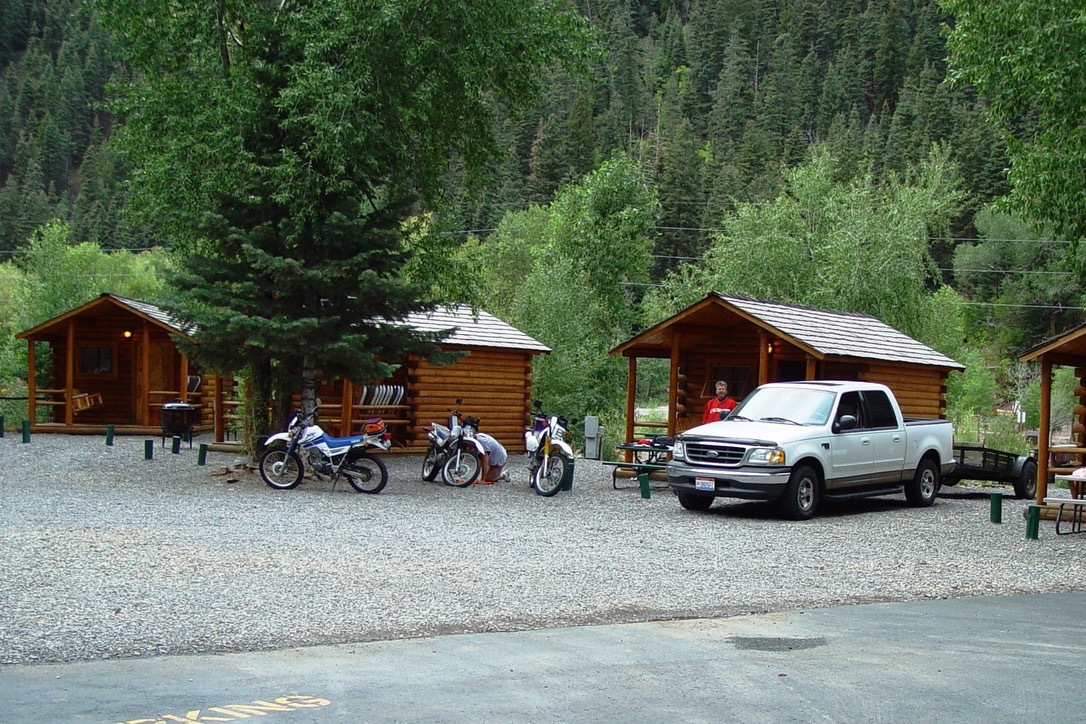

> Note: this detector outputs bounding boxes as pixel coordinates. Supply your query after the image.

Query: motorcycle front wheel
[441,449,480,487]
[421,444,443,482]
[343,450,388,494]
[531,453,569,497]
[259,445,304,490]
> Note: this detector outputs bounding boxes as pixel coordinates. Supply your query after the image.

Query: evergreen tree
[98,0,592,439]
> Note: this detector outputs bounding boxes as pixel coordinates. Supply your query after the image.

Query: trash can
[561,456,576,491]
[160,401,197,447]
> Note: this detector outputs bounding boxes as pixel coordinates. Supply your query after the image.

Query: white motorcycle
[259,406,391,493]
[525,400,574,497]
[440,414,484,487]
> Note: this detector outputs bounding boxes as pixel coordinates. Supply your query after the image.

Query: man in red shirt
[702,380,737,424]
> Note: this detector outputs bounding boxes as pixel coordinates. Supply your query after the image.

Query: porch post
[806,355,817,381]
[26,339,36,424]
[758,330,770,385]
[141,320,151,426]
[179,355,189,403]
[625,356,636,462]
[1037,359,1052,504]
[340,380,354,437]
[214,374,225,443]
[65,319,75,426]
[668,332,681,438]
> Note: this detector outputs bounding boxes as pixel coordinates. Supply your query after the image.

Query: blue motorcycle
[259,407,390,493]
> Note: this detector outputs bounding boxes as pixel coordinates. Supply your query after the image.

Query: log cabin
[610,293,964,444]
[16,295,549,452]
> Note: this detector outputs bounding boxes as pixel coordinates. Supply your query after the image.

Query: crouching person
[475,432,509,484]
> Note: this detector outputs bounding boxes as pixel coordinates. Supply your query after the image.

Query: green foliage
[502,155,658,424]
[0,221,167,414]
[649,145,964,342]
[97,0,593,423]
[942,0,1086,251]
[946,347,999,419]
[953,209,1085,352]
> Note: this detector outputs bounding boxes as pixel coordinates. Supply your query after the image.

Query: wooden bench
[1043,497,1086,535]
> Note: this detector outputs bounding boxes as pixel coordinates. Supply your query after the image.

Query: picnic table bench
[603,442,672,492]
[1043,496,1086,535]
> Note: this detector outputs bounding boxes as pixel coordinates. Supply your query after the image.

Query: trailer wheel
[1013,459,1037,500]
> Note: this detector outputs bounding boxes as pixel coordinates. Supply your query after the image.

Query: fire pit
[160,401,197,448]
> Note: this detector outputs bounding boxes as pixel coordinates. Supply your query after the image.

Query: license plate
[695,477,715,492]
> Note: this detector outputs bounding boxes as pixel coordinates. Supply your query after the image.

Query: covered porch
[16,294,222,438]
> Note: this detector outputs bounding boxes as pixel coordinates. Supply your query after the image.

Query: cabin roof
[15,293,191,339]
[404,305,550,353]
[19,295,549,353]
[612,292,963,370]
[1019,321,1086,366]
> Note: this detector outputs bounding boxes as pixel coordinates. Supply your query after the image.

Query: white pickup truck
[667,381,955,519]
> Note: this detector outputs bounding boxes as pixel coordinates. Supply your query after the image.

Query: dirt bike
[422,398,469,483]
[259,406,390,493]
[525,400,574,497]
[440,414,484,487]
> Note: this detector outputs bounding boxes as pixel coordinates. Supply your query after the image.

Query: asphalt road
[2,591,1084,723]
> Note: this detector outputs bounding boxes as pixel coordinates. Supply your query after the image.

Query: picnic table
[1048,474,1086,535]
[602,441,672,493]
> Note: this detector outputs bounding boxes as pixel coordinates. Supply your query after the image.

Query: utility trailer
[942,443,1037,499]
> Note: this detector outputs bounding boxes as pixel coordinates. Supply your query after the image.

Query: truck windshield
[728,387,835,426]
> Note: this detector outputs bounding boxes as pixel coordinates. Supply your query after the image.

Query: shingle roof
[109,294,193,335]
[717,293,963,369]
[404,305,550,353]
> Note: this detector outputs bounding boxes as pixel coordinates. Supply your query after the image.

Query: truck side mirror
[834,414,857,433]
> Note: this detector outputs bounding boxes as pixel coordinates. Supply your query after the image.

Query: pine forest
[1,0,1082,447]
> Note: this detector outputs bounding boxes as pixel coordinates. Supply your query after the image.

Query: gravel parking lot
[1,434,1083,666]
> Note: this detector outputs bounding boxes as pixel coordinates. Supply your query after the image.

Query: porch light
[767,341,774,354]
[123,330,132,338]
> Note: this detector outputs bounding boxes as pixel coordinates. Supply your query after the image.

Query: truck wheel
[905,458,940,506]
[780,465,820,520]
[1013,459,1037,500]
[677,493,713,511]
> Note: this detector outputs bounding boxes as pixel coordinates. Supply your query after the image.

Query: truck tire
[780,464,820,520]
[1013,459,1037,500]
[905,458,940,506]
[677,492,714,511]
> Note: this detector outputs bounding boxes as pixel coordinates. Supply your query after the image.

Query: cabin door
[133,340,175,423]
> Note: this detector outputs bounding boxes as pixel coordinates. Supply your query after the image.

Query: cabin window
[80,345,114,375]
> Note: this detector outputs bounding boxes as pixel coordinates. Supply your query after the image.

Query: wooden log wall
[859,362,948,419]
[409,348,535,452]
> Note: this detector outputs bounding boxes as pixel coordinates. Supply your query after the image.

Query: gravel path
[1,434,1083,666]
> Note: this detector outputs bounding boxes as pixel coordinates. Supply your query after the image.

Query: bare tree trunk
[243,359,273,459]
[300,354,318,414]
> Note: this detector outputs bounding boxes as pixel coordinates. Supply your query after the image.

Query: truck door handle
[893,435,901,442]
[861,437,871,445]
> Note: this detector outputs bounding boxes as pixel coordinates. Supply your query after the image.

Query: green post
[198,443,208,466]
[0,414,5,437]
[638,472,651,499]
[21,419,30,443]
[144,439,154,460]
[171,436,181,454]
[989,492,1002,524]
[561,457,575,491]
[105,424,115,446]
[1026,505,1041,540]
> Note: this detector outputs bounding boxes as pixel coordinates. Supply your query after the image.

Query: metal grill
[684,440,748,466]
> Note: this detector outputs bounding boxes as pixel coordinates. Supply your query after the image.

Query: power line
[940,267,1074,276]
